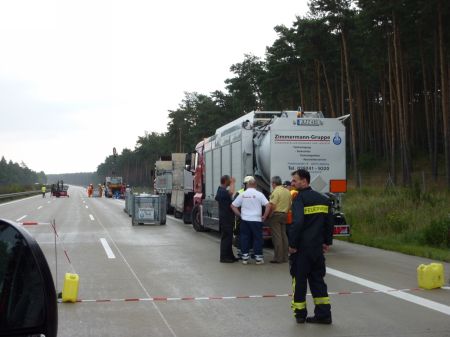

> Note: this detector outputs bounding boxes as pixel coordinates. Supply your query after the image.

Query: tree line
[46,173,99,187]
[0,156,46,193]
[97,0,450,190]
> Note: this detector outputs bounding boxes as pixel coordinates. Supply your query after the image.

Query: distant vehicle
[189,110,351,237]
[154,155,174,214]
[105,176,124,198]
[154,153,194,223]
[51,180,69,198]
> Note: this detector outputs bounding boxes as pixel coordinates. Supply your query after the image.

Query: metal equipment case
[132,194,167,225]
[124,189,135,217]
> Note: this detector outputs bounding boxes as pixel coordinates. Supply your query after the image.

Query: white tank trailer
[191,110,350,237]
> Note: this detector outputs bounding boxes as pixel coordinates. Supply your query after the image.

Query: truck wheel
[183,212,191,224]
[192,205,206,232]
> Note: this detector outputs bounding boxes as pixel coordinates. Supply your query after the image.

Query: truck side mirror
[0,219,58,337]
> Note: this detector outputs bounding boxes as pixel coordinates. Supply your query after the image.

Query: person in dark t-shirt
[215,175,237,263]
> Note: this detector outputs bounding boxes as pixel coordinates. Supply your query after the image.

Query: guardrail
[0,190,41,200]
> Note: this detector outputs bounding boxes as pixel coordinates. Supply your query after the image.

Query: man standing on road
[289,169,334,324]
[215,175,238,263]
[41,185,46,198]
[232,178,246,259]
[267,176,291,263]
[231,176,271,265]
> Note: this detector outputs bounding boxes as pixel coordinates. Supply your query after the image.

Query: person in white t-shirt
[231,176,271,265]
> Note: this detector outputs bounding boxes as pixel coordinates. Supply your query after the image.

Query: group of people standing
[215,169,334,325]
[87,184,103,197]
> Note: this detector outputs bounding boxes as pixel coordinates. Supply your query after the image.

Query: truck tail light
[333,224,350,236]
[330,180,347,193]
[262,226,272,239]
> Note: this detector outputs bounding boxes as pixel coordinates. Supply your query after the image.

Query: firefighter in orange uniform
[87,184,93,197]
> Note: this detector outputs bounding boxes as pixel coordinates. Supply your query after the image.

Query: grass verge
[341,186,450,262]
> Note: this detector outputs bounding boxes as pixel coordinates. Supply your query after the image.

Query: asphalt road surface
[1,185,449,337]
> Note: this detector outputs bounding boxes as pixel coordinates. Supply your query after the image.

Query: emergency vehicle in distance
[188,110,351,238]
[104,176,124,198]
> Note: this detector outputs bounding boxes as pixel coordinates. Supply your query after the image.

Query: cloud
[0,0,307,173]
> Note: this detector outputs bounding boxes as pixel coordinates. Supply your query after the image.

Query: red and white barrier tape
[21,221,51,226]
[60,288,426,304]
[20,220,74,270]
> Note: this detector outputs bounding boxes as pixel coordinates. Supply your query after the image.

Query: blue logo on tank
[333,132,342,145]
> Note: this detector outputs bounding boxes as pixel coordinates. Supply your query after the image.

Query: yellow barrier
[62,273,79,302]
[417,263,444,290]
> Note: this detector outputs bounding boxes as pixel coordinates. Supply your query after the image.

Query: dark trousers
[220,220,234,260]
[240,220,263,258]
[290,250,331,319]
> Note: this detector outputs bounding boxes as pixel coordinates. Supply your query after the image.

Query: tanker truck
[189,110,350,237]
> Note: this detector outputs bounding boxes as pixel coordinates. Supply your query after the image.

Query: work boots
[305,316,332,324]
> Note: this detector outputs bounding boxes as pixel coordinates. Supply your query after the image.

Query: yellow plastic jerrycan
[417,263,444,290]
[62,273,79,303]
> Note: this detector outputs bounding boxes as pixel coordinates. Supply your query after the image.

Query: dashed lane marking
[37,206,43,210]
[16,215,27,222]
[100,238,116,259]
[90,209,177,337]
[85,205,89,209]
[89,214,95,221]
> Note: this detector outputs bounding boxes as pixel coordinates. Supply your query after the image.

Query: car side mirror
[0,219,58,337]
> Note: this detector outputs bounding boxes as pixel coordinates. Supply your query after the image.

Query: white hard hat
[243,176,255,184]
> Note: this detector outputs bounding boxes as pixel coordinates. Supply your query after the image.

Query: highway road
[1,185,449,337]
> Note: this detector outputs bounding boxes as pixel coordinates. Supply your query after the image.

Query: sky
[0,0,309,174]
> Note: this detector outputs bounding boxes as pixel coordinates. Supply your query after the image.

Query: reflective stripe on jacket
[288,187,333,250]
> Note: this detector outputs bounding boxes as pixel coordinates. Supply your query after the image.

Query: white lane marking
[85,205,89,209]
[16,215,27,222]
[99,238,115,259]
[47,201,51,204]
[37,206,43,210]
[0,195,40,207]
[89,214,95,221]
[327,267,450,316]
[93,214,177,337]
[443,286,450,290]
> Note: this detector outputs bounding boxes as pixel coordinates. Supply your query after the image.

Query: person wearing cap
[267,176,291,263]
[232,176,251,259]
[231,176,271,265]
[215,175,238,263]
